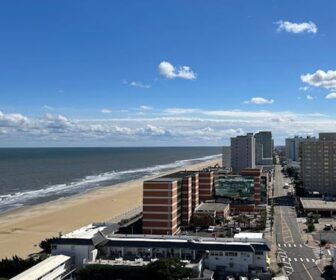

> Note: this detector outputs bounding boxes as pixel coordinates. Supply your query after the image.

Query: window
[255,251,263,256]
[225,252,237,257]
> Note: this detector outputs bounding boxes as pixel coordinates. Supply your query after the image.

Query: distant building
[285,136,303,162]
[194,202,230,220]
[301,133,336,195]
[198,170,215,202]
[222,146,231,168]
[231,133,256,173]
[255,131,273,165]
[215,168,263,205]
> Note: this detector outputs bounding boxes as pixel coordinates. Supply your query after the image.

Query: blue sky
[1,0,336,147]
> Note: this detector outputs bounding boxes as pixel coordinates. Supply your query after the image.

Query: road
[273,164,323,280]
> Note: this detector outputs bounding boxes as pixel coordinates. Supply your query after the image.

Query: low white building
[51,223,118,268]
[52,234,269,274]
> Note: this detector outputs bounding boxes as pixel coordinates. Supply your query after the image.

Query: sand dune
[0,158,220,259]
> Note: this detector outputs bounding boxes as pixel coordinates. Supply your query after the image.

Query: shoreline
[0,157,220,259]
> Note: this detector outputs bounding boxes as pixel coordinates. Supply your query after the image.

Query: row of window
[209,251,255,257]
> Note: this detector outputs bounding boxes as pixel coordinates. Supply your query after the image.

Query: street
[273,164,323,280]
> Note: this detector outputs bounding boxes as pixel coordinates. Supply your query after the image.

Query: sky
[1,0,336,147]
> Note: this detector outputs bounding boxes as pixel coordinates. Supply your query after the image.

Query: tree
[39,237,58,254]
[190,214,215,228]
[0,256,44,279]
[307,223,315,232]
[145,258,194,280]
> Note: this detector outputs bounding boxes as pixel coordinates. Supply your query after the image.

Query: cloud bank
[1,108,336,146]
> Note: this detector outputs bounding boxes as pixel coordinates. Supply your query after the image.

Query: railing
[103,206,143,224]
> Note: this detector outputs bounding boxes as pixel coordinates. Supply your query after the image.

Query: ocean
[0,147,221,213]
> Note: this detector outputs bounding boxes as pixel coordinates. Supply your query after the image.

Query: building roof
[144,177,179,183]
[11,255,71,280]
[105,238,269,252]
[62,223,118,239]
[51,233,270,252]
[300,198,336,211]
[234,232,264,240]
[195,202,229,212]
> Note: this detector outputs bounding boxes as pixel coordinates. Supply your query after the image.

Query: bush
[0,256,44,279]
[320,239,328,246]
[39,237,58,254]
[78,258,194,280]
[307,223,315,232]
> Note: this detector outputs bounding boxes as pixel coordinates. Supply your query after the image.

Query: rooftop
[105,234,270,252]
[234,232,264,240]
[62,223,118,239]
[300,198,336,210]
[195,202,229,212]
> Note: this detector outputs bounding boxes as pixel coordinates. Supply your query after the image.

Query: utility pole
[320,232,322,259]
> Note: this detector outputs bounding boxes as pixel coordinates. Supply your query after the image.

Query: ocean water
[0,147,221,212]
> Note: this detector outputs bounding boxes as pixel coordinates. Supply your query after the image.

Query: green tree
[145,258,194,280]
[0,256,44,279]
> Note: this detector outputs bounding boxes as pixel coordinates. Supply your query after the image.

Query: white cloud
[244,97,274,105]
[140,105,153,111]
[101,108,112,114]
[301,70,336,89]
[326,92,336,99]
[158,61,197,80]
[164,108,199,115]
[130,81,151,89]
[299,86,309,91]
[1,108,336,146]
[306,95,314,100]
[123,80,151,89]
[276,20,317,34]
[42,105,53,110]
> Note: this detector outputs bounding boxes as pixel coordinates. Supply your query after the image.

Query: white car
[207,226,216,232]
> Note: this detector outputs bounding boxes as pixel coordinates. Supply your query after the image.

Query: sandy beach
[0,158,220,259]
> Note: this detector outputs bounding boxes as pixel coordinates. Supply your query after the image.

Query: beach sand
[0,158,220,259]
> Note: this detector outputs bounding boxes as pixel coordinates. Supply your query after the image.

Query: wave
[0,154,221,212]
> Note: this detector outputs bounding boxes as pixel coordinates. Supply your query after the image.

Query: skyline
[1,0,336,147]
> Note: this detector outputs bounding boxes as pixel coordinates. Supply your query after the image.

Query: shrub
[0,256,44,279]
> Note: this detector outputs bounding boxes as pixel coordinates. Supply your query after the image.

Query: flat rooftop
[62,223,118,239]
[105,234,270,252]
[195,202,229,212]
[145,169,215,183]
[300,198,336,211]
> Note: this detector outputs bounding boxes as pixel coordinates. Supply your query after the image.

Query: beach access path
[0,158,220,259]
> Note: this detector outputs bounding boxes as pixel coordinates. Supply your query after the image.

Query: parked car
[239,277,248,280]
[226,276,235,280]
[207,226,216,232]
[324,224,333,231]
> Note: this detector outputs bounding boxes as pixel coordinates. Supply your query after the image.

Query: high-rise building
[285,136,303,162]
[231,133,256,173]
[301,133,336,195]
[142,171,198,235]
[198,170,215,202]
[255,131,273,165]
[222,146,231,168]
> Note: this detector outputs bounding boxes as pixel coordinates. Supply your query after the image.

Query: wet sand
[0,158,220,259]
